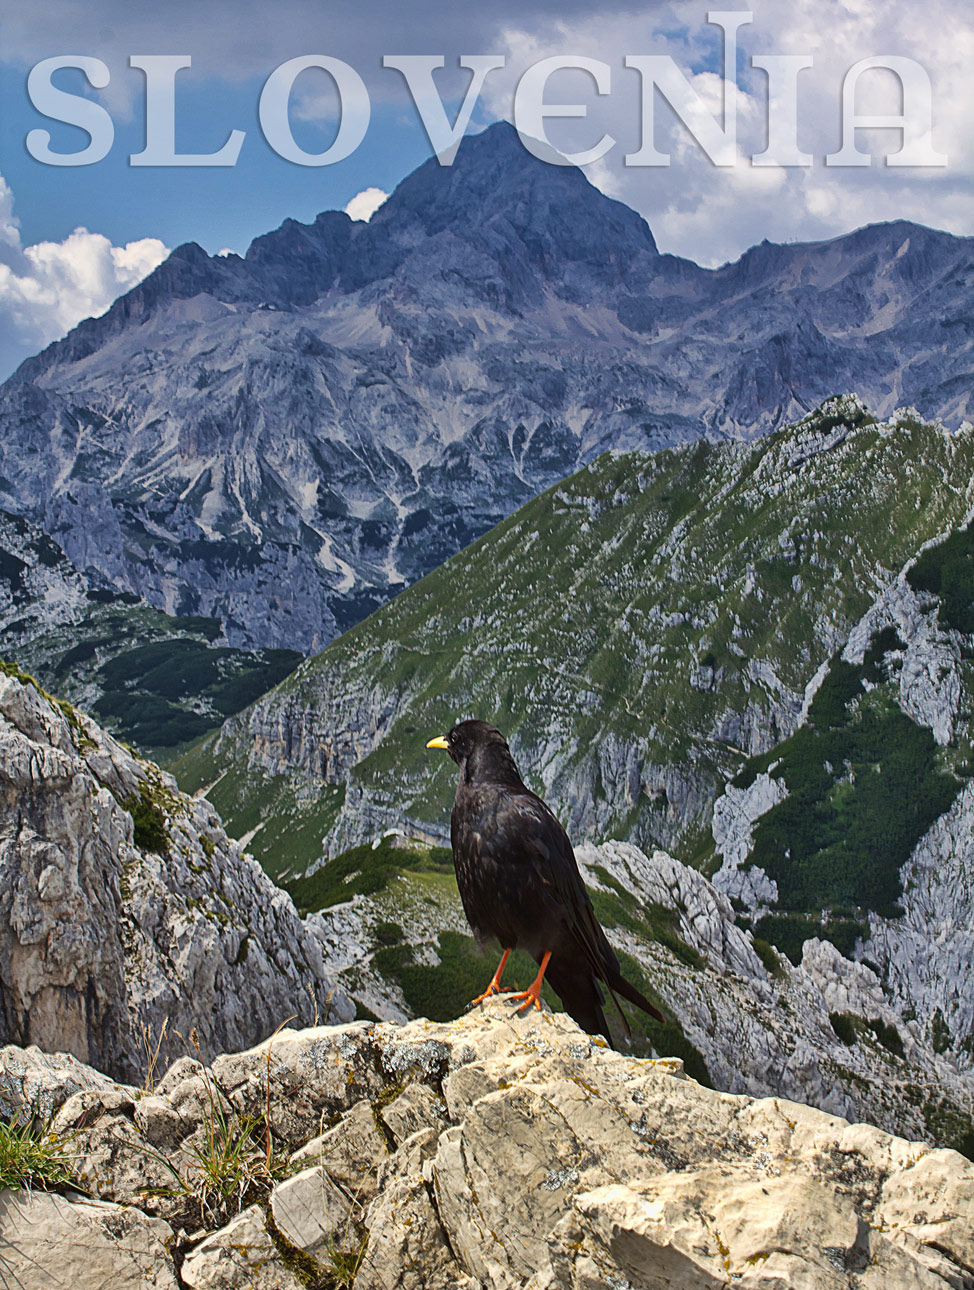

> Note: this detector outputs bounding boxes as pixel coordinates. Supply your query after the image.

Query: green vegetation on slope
[0,1110,77,1192]
[284,836,454,912]
[828,1011,906,1059]
[123,785,169,855]
[588,865,706,970]
[374,929,564,1024]
[907,520,974,633]
[372,926,709,1074]
[754,914,868,965]
[174,400,974,877]
[738,627,962,919]
[16,599,301,759]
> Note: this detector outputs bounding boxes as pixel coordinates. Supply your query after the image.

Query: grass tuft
[0,1108,77,1192]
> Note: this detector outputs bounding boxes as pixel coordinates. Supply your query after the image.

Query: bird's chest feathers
[451,788,561,948]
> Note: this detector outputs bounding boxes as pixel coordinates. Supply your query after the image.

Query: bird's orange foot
[467,948,513,1010]
[505,984,545,1015]
[504,951,551,1016]
[467,982,514,1008]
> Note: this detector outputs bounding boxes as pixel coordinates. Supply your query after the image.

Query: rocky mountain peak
[6,131,974,653]
[369,119,659,276]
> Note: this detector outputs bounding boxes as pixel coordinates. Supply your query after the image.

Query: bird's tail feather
[545,961,614,1049]
[607,970,666,1025]
[605,983,632,1045]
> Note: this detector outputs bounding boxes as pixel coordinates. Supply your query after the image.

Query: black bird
[426,719,665,1048]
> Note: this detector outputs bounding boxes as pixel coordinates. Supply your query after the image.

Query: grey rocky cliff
[710,772,784,909]
[843,557,974,1071]
[1,1007,972,1289]
[708,543,974,1072]
[578,843,974,1144]
[866,781,974,1075]
[0,508,89,644]
[841,559,967,746]
[0,669,352,1082]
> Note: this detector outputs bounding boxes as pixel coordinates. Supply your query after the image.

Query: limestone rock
[1,1007,972,1289]
[866,778,974,1075]
[575,841,974,1148]
[53,1085,178,1209]
[356,1130,460,1290]
[0,1041,125,1118]
[291,1097,391,1202]
[270,1165,350,1254]
[181,1205,306,1290]
[568,1172,865,1289]
[843,571,961,747]
[710,771,785,909]
[0,1189,179,1289]
[708,560,974,1074]
[580,840,768,983]
[0,670,352,1081]
[314,829,974,1150]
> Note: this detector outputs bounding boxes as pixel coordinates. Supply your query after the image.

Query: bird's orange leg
[506,951,552,1015]
[469,948,513,1007]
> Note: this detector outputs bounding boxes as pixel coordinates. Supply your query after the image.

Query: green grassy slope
[728,521,974,965]
[173,398,974,876]
[13,599,301,763]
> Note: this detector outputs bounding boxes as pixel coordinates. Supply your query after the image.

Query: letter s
[27,57,114,166]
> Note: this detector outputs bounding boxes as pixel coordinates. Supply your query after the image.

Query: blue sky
[1,1,970,380]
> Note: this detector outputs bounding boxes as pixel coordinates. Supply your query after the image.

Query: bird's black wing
[512,794,618,973]
[515,792,666,1036]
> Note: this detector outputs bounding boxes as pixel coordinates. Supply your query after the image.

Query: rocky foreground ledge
[1,1003,972,1290]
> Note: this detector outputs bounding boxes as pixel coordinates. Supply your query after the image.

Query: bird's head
[426,719,523,784]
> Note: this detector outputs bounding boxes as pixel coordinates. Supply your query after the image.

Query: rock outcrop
[2,1005,972,1289]
[0,507,88,644]
[867,781,974,1074]
[710,772,784,909]
[0,667,352,1082]
[708,542,974,1073]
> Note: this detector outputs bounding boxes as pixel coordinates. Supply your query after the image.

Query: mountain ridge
[169,397,974,1078]
[3,122,974,651]
[177,396,974,873]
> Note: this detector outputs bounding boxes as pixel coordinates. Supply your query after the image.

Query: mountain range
[2,122,974,1185]
[173,397,974,1084]
[2,123,974,651]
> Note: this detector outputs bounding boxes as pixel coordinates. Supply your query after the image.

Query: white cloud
[344,187,389,222]
[0,172,167,376]
[480,1,972,265]
[0,177,20,251]
[3,2,970,281]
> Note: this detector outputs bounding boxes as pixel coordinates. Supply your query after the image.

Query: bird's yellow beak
[426,735,450,750]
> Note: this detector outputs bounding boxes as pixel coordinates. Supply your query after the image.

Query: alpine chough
[426,719,665,1048]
